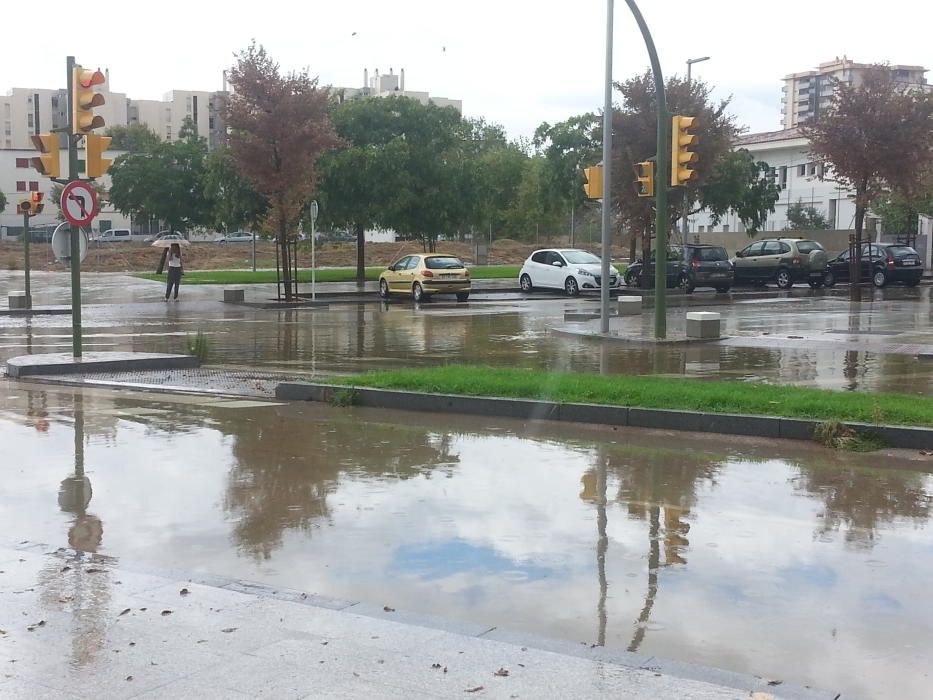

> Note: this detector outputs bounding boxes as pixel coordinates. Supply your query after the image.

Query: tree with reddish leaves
[226,42,340,300]
[803,65,933,283]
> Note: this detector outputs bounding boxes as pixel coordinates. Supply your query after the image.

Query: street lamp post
[682,56,710,245]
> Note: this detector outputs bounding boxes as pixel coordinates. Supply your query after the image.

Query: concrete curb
[0,307,71,317]
[274,382,933,450]
[6,351,199,378]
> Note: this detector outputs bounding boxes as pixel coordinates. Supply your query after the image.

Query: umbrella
[150,238,190,248]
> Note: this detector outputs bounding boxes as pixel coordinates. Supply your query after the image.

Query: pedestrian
[165,243,184,301]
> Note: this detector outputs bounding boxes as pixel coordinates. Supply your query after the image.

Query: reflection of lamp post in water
[58,394,103,553]
[580,459,609,647]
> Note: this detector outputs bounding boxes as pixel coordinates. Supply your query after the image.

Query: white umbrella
[150,238,190,248]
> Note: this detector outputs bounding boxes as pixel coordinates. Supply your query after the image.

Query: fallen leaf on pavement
[383,606,395,612]
[26,621,46,632]
[431,663,442,669]
[119,609,131,617]
[767,680,783,686]
[126,676,133,682]
[60,567,71,573]
[465,687,484,694]
[179,588,190,596]
[494,667,510,677]
[160,610,173,616]
[86,568,104,574]
[221,628,238,634]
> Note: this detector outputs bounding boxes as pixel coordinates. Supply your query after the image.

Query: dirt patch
[0,239,629,273]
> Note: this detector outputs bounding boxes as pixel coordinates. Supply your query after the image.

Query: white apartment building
[0,147,130,235]
[690,127,861,235]
[781,58,928,129]
[337,68,462,113]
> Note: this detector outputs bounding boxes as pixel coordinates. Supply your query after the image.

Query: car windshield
[561,250,601,264]
[888,246,917,257]
[424,256,465,269]
[694,247,728,261]
[795,241,823,253]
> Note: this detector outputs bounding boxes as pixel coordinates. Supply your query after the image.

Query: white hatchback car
[519,249,620,296]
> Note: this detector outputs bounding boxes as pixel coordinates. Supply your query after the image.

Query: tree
[105,124,161,152]
[533,114,601,218]
[108,117,210,234]
[0,191,6,215]
[803,65,933,281]
[610,72,779,257]
[227,42,340,300]
[203,145,267,233]
[784,199,830,231]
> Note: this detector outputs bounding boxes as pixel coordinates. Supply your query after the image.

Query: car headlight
[578,269,596,277]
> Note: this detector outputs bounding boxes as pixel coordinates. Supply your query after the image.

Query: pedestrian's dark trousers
[166,267,182,299]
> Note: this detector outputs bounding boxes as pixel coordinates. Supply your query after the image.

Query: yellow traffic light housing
[72,67,106,135]
[583,166,604,200]
[31,134,61,179]
[30,191,45,215]
[671,115,699,187]
[635,161,655,198]
[85,134,113,178]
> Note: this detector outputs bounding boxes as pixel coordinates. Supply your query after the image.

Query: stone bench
[686,311,721,339]
[8,292,29,310]
[618,296,642,316]
[223,288,245,303]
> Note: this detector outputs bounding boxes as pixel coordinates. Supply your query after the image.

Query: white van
[95,228,148,243]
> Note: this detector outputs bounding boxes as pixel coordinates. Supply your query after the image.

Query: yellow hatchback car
[379,254,472,302]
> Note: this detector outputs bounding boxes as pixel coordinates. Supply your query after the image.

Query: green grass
[135,264,626,285]
[329,365,933,428]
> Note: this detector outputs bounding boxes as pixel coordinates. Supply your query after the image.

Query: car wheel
[808,280,823,289]
[715,286,731,294]
[379,279,390,299]
[565,277,580,297]
[872,269,887,288]
[679,274,695,294]
[823,270,836,288]
[456,292,470,302]
[776,269,793,290]
[520,274,533,293]
[412,282,425,302]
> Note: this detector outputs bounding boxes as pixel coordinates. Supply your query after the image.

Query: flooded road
[2,272,933,394]
[2,381,931,699]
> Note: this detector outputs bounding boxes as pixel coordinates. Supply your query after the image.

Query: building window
[15,158,29,168]
[16,181,27,192]
[698,226,705,233]
[27,114,34,128]
[808,163,817,176]
[722,224,730,233]
[28,181,39,192]
[798,164,806,177]
[779,166,788,189]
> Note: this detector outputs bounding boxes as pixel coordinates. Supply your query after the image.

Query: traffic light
[17,192,44,216]
[635,161,655,198]
[670,115,699,187]
[72,66,106,135]
[31,134,61,179]
[85,134,113,178]
[583,166,604,199]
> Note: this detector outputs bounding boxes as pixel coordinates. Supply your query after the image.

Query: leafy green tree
[105,124,161,152]
[803,65,933,279]
[0,191,6,215]
[203,145,267,233]
[227,42,340,300]
[784,199,830,231]
[533,114,601,215]
[700,150,782,235]
[108,117,210,234]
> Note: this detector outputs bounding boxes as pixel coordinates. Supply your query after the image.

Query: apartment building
[781,57,928,128]
[337,68,462,113]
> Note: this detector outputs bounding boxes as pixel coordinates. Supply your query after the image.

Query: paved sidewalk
[0,545,837,700]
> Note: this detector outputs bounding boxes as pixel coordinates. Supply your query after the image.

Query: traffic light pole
[66,55,83,357]
[622,0,669,339]
[22,211,32,309]
[599,0,614,334]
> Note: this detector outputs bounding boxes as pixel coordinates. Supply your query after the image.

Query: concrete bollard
[618,296,643,316]
[686,311,722,339]
[223,288,246,303]
[8,293,28,310]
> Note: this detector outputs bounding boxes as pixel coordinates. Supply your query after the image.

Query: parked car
[824,243,923,288]
[379,254,471,302]
[732,238,828,289]
[625,244,733,293]
[519,249,620,296]
[94,228,134,244]
[216,232,257,244]
[144,230,184,243]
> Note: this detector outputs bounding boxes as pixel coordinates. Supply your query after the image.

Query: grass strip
[135,264,625,285]
[329,365,933,428]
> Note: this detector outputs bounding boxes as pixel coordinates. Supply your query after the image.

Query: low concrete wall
[275,383,933,450]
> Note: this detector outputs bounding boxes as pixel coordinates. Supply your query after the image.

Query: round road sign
[60,181,99,227]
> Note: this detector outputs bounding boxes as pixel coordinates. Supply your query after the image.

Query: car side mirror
[387,265,395,272]
[735,251,743,258]
[552,260,563,267]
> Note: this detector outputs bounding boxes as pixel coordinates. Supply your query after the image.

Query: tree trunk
[279,215,292,301]
[355,223,365,285]
[853,202,866,285]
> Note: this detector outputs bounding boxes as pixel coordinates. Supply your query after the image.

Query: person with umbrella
[164,242,184,301]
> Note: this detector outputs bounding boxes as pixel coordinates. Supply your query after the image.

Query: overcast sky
[3,0,930,141]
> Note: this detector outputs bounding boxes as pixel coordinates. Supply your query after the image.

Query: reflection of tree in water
[222,414,459,560]
[580,445,721,652]
[794,465,932,549]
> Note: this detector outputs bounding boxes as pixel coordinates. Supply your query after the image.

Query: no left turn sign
[60,181,99,228]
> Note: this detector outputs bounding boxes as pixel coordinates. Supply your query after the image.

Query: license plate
[902,260,917,266]
[711,273,728,279]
